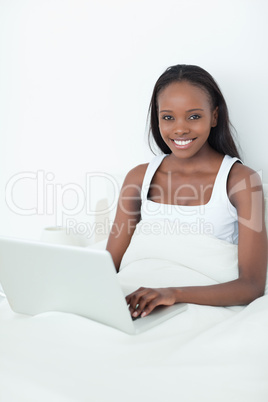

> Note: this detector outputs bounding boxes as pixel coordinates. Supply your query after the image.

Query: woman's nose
[173,119,190,135]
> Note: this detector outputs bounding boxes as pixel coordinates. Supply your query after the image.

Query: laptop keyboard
[131,314,141,321]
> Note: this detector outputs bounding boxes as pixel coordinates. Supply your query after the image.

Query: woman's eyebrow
[187,108,204,112]
[159,108,204,113]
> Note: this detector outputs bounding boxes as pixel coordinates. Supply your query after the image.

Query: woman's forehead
[157,81,212,110]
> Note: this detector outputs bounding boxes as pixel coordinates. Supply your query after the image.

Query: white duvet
[0,220,267,402]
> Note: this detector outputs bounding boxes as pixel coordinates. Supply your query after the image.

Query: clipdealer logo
[5,171,120,226]
[5,169,265,233]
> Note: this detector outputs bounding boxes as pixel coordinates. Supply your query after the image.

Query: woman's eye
[189,114,201,120]
[162,115,174,121]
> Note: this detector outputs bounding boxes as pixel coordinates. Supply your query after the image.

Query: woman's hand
[126,287,177,318]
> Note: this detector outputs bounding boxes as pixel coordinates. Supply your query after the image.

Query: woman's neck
[165,146,223,175]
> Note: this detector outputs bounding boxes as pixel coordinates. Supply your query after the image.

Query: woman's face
[157,81,218,159]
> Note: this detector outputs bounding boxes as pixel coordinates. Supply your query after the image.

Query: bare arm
[106,164,148,272]
[127,165,268,317]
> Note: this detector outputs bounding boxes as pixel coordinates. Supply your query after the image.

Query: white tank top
[140,154,241,244]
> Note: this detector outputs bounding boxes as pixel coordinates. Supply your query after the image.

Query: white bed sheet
[0,295,267,402]
[0,222,267,402]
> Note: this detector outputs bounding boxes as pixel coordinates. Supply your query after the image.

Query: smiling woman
[148,65,240,158]
[106,64,267,319]
[157,82,218,155]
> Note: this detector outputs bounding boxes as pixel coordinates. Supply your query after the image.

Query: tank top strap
[141,154,242,204]
[210,155,242,203]
[141,154,167,203]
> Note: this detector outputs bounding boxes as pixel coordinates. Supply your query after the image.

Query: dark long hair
[148,64,241,159]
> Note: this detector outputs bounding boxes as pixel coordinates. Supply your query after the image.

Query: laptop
[0,236,187,335]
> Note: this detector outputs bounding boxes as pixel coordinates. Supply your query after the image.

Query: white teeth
[174,139,193,146]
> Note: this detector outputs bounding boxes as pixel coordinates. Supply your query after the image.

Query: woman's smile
[172,137,197,149]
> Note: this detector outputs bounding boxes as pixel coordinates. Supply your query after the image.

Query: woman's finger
[127,287,177,317]
[139,297,160,317]
[125,287,145,304]
[131,294,153,317]
[126,288,145,312]
[127,288,158,317]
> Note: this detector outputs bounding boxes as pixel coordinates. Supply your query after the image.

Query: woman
[106,64,267,318]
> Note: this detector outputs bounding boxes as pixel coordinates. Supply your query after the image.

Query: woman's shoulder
[122,154,169,195]
[228,161,263,205]
[123,163,149,188]
[229,161,262,188]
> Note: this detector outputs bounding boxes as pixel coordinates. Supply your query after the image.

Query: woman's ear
[211,106,218,127]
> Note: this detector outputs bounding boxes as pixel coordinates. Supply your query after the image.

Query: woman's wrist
[170,287,183,304]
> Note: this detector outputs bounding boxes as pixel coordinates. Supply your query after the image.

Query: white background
[0,0,267,242]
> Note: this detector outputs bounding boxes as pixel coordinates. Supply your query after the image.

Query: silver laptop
[0,236,187,335]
